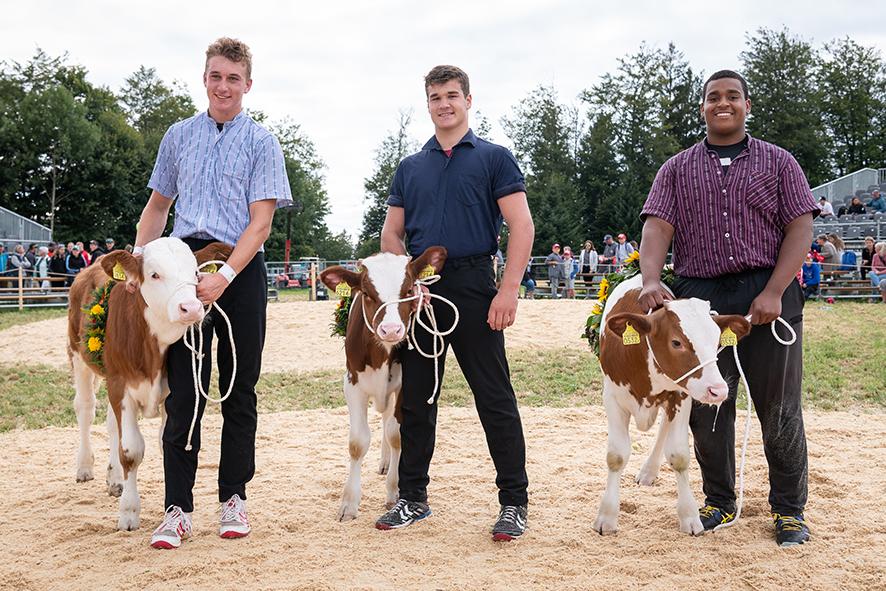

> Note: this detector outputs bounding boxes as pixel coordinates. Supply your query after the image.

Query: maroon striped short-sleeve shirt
[641,135,819,278]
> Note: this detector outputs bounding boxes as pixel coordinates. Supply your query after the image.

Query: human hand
[487,287,519,331]
[748,289,782,325]
[197,272,230,305]
[410,284,431,311]
[638,280,672,312]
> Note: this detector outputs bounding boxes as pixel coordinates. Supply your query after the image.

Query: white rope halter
[181,260,238,451]
[351,273,459,404]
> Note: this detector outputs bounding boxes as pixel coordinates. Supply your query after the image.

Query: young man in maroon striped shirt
[638,70,818,547]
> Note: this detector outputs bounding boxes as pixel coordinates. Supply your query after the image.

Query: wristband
[132,245,144,256]
[218,263,237,284]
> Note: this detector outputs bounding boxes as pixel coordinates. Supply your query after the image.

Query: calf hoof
[337,504,359,522]
[680,516,705,536]
[107,483,123,498]
[635,470,659,487]
[117,511,140,532]
[593,514,618,535]
[76,468,94,483]
[377,463,389,476]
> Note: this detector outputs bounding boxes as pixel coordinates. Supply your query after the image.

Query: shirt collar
[204,109,247,129]
[422,128,478,151]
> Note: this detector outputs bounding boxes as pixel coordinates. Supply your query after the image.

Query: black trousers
[398,256,529,506]
[673,268,808,515]
[163,237,267,512]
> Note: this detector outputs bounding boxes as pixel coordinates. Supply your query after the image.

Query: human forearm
[380,207,407,255]
[639,217,674,284]
[135,191,174,247]
[501,219,534,292]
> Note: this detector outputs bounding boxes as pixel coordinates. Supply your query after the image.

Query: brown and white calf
[320,247,447,521]
[593,274,751,535]
[68,237,230,531]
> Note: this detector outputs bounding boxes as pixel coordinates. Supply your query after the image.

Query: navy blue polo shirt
[387,129,526,259]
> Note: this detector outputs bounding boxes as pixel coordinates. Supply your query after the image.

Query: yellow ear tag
[622,323,641,346]
[335,282,352,298]
[202,263,218,274]
[720,327,738,347]
[112,262,127,282]
[418,265,436,280]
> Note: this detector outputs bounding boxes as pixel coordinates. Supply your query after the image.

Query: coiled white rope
[352,274,459,404]
[181,260,238,451]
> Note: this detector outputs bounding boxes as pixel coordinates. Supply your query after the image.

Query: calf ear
[100,250,143,283]
[194,242,233,265]
[410,246,448,277]
[606,312,652,337]
[320,266,362,291]
[712,314,752,341]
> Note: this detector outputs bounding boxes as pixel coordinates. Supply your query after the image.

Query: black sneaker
[773,513,810,547]
[375,499,431,530]
[492,504,527,541]
[698,505,735,531]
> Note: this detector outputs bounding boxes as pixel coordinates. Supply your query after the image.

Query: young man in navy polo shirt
[639,70,817,547]
[376,65,534,540]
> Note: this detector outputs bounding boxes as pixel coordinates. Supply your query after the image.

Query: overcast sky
[3,0,885,238]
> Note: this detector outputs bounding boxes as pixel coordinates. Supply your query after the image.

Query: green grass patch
[0,300,882,432]
[0,307,67,331]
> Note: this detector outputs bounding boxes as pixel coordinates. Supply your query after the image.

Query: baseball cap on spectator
[552,243,560,249]
[604,234,613,241]
[89,239,98,245]
[105,237,115,244]
[617,233,627,240]
[72,245,80,251]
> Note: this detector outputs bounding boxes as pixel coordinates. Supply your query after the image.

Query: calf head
[607,298,751,405]
[100,237,230,326]
[321,247,447,347]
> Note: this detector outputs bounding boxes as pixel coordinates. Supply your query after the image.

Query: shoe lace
[221,496,245,523]
[773,513,805,532]
[699,505,719,519]
[156,505,187,534]
[499,505,519,524]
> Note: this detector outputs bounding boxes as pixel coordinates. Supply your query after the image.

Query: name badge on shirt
[719,157,731,167]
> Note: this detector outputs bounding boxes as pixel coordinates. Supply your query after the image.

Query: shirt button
[723,212,728,216]
[725,233,730,238]
[722,189,727,194]
[717,171,721,176]
[729,256,734,260]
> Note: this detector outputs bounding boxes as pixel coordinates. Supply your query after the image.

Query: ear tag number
[720,327,738,347]
[202,263,218,274]
[622,323,641,346]
[335,282,352,298]
[418,265,436,280]
[112,262,127,281]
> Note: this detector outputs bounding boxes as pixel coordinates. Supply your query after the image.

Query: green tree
[741,27,830,185]
[575,111,622,242]
[356,110,417,258]
[818,37,886,176]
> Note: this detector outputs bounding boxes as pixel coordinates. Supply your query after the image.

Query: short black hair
[702,70,749,100]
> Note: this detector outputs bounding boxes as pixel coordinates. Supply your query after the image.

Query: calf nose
[707,383,728,402]
[377,322,405,342]
[178,301,204,322]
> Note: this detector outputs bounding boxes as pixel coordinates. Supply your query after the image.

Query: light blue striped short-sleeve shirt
[148,111,293,247]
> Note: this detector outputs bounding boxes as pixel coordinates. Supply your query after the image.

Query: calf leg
[637,409,669,486]
[665,398,703,536]
[594,388,631,535]
[377,416,390,475]
[105,404,123,497]
[339,381,370,522]
[382,409,401,509]
[72,355,97,482]
[117,391,145,531]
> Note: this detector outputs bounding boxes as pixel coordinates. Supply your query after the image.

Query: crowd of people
[0,238,124,289]
[817,189,886,217]
[789,233,886,302]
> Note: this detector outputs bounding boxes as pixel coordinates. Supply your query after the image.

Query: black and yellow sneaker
[773,513,810,547]
[698,505,735,531]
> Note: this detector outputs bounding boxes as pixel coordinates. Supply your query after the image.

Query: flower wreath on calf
[583,251,675,356]
[84,280,115,369]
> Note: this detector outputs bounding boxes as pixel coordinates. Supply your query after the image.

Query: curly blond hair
[205,37,252,78]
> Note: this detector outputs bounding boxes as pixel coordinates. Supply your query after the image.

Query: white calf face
[361,253,411,344]
[141,238,204,325]
[662,299,729,405]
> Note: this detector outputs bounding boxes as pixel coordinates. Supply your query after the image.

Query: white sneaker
[219,494,250,539]
[150,506,192,549]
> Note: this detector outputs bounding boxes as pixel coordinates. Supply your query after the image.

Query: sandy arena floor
[1,301,884,590]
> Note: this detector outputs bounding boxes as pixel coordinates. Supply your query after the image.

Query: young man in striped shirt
[136,37,292,549]
[638,70,817,547]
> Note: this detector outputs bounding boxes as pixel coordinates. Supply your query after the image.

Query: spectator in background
[105,237,117,252]
[816,234,837,276]
[65,245,87,286]
[599,234,616,268]
[561,246,576,298]
[861,236,875,280]
[88,239,105,264]
[76,241,91,266]
[546,243,564,298]
[578,240,598,276]
[49,244,67,289]
[520,262,535,299]
[870,242,886,303]
[800,253,820,300]
[838,197,866,217]
[868,189,886,213]
[827,233,845,270]
[25,244,38,275]
[614,233,635,266]
[0,244,7,274]
[9,244,32,288]
[35,246,50,292]
[818,197,834,218]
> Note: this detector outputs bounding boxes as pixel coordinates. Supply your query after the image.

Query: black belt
[442,254,493,270]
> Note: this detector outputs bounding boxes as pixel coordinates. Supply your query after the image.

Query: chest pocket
[457,174,488,207]
[745,171,779,213]
[217,157,250,201]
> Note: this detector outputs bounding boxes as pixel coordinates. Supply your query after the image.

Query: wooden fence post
[17,266,24,311]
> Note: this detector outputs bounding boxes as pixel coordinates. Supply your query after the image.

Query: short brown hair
[206,37,252,79]
[424,65,470,97]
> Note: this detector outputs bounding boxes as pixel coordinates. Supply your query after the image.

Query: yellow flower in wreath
[591,303,603,316]
[90,304,104,316]
[87,336,102,352]
[597,278,610,302]
[625,251,639,264]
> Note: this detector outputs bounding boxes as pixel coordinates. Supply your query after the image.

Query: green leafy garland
[331,294,353,337]
[583,253,675,356]
[84,280,115,369]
